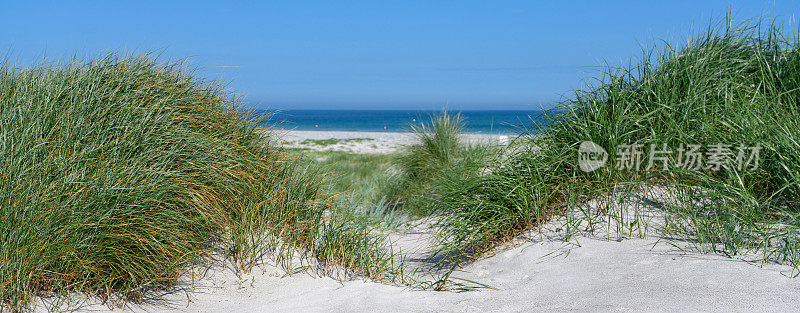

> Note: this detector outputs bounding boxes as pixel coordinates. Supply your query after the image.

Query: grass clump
[548,16,800,267]
[303,151,404,226]
[433,16,800,267]
[0,53,394,311]
[430,124,576,260]
[391,112,495,216]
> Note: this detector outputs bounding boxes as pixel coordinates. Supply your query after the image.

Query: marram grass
[391,112,496,216]
[429,16,800,269]
[0,53,395,311]
[542,16,800,268]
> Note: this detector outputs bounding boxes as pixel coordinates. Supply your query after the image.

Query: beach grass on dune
[390,112,498,217]
[422,16,800,268]
[0,53,397,311]
[300,150,405,227]
[549,16,800,268]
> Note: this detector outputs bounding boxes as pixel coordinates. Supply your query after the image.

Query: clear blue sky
[2,1,798,110]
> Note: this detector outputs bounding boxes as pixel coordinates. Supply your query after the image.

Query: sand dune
[36,212,800,313]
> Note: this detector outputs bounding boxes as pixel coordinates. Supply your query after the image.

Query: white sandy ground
[36,212,800,313]
[277,130,508,154]
[33,133,800,313]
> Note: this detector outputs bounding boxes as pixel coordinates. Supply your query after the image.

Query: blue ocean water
[258,110,548,135]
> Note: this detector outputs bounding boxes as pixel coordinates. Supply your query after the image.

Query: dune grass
[423,16,800,268]
[390,112,497,216]
[545,16,800,268]
[301,150,405,227]
[0,53,397,311]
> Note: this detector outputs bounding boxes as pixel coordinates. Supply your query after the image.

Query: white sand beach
[278,130,509,154]
[37,213,800,313]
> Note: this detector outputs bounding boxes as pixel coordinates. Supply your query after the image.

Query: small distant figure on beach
[315,124,319,128]
[383,126,387,130]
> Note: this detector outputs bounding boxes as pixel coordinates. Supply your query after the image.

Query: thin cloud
[436,65,598,72]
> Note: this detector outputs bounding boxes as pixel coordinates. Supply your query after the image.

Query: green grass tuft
[390,112,496,216]
[0,53,396,311]
[430,16,800,268]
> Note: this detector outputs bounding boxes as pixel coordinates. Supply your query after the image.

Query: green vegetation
[0,54,396,311]
[390,112,497,216]
[303,150,404,227]
[305,16,800,271]
[427,17,800,268]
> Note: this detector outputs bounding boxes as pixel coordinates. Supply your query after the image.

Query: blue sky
[2,1,798,110]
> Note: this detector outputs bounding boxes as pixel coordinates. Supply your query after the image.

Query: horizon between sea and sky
[261,109,550,134]
[2,1,798,113]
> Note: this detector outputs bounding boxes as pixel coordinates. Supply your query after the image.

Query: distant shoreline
[257,109,541,135]
[271,128,514,135]
[275,130,508,154]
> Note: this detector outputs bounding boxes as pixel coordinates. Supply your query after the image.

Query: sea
[257,110,549,135]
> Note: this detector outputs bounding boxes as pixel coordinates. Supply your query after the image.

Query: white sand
[38,226,800,312]
[278,130,508,154]
[33,134,800,312]
[36,205,800,313]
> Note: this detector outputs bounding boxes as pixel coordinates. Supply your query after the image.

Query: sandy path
[38,219,800,313]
